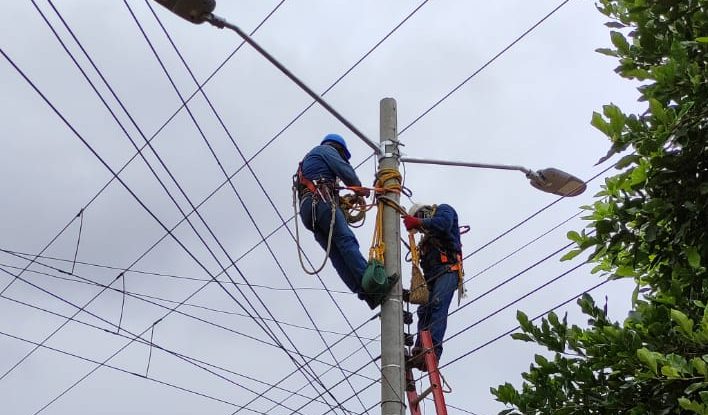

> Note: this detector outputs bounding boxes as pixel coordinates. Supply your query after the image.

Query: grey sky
[1,1,643,414]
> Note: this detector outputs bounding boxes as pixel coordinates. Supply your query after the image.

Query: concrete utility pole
[379,98,405,415]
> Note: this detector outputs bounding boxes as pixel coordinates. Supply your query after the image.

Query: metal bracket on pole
[379,139,401,161]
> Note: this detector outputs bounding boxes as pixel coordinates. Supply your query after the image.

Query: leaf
[696,37,708,43]
[610,31,630,54]
[662,365,680,378]
[679,397,705,413]
[637,347,660,374]
[511,333,533,342]
[596,47,619,57]
[685,381,708,394]
[561,249,582,262]
[686,246,701,269]
[615,265,637,277]
[605,21,626,29]
[591,111,612,136]
[671,309,694,335]
[567,230,582,243]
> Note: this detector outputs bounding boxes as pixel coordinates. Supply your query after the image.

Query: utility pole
[379,97,405,415]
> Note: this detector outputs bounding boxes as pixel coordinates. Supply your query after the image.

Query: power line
[0,264,387,415]
[143,1,397,410]
[0,329,267,413]
[0,293,336,413]
[398,0,574,135]
[36,2,350,411]
[123,1,360,411]
[441,278,611,369]
[33,0,304,381]
[0,254,375,341]
[0,44,343,414]
[0,248,350,294]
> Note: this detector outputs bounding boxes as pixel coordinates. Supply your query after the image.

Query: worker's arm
[421,204,456,236]
[321,145,362,187]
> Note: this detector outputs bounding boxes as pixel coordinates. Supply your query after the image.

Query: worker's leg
[303,198,365,294]
[416,270,457,360]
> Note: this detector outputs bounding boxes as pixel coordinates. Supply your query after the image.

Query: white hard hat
[408,203,430,217]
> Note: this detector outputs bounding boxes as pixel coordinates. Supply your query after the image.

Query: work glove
[403,215,422,231]
[355,187,371,198]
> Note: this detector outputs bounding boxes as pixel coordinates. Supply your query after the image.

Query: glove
[355,187,371,198]
[403,215,422,231]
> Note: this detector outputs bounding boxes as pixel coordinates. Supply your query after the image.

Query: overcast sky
[1,1,644,414]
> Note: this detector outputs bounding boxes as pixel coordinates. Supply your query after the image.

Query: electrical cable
[0,247,351,294]
[0,252,375,341]
[143,1,408,410]
[441,278,610,369]
[69,208,83,275]
[0,266,329,415]
[398,0,574,135]
[0,45,342,414]
[138,3,370,412]
[6,0,592,410]
[33,0,321,396]
[0,328,273,414]
[37,2,346,411]
[0,290,326,414]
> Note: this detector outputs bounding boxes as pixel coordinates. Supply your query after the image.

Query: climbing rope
[291,179,337,275]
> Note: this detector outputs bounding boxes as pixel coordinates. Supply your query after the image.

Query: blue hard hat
[321,133,351,160]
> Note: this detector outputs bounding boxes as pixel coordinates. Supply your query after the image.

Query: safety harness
[416,229,467,305]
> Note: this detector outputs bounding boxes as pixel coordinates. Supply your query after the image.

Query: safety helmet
[321,133,351,160]
[408,203,434,218]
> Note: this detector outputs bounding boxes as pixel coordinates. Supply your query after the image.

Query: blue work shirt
[418,204,462,276]
[301,144,362,187]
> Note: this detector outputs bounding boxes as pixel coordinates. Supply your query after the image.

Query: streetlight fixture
[153,0,215,24]
[400,157,587,197]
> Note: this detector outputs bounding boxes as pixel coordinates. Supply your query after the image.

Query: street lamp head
[154,0,215,24]
[527,167,586,197]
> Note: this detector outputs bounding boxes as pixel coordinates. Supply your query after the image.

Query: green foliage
[492,0,708,413]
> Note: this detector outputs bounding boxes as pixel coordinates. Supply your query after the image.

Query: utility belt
[295,162,337,203]
[440,251,463,272]
[298,179,337,203]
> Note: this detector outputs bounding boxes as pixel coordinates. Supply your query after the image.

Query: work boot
[357,292,380,310]
[406,346,427,372]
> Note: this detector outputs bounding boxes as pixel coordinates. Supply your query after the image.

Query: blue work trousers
[416,268,458,360]
[300,195,367,296]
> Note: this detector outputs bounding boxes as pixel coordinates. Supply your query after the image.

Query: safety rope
[367,168,406,262]
[369,201,385,262]
[291,182,337,275]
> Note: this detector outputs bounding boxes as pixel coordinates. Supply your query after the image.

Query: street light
[153,0,215,24]
[400,157,587,197]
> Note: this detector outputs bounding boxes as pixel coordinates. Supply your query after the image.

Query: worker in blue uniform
[297,134,377,308]
[403,203,463,369]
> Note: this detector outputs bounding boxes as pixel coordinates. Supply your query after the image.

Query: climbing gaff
[153,0,215,24]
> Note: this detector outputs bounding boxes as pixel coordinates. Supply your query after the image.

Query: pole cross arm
[400,157,586,197]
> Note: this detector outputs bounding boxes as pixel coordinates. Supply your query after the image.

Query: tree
[491,1,708,413]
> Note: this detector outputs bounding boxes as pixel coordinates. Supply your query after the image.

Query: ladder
[405,330,448,415]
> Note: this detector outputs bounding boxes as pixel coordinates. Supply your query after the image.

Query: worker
[403,203,463,370]
[296,134,377,308]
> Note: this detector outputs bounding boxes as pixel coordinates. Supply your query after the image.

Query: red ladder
[405,330,448,415]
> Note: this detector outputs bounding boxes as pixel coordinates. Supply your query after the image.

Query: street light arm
[400,156,533,175]
[205,13,381,154]
[400,156,586,197]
